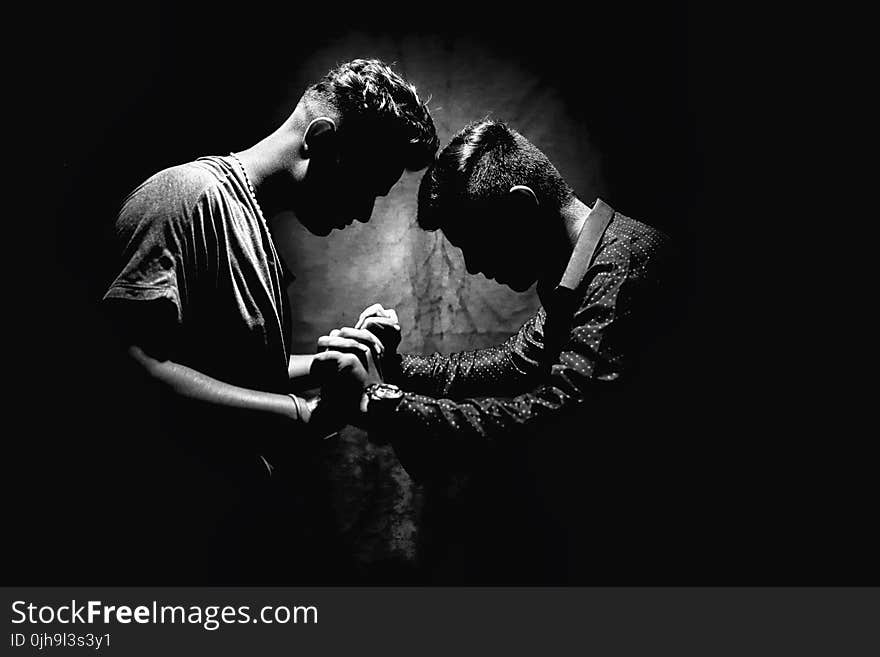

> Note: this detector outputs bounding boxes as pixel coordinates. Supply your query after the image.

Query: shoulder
[607,212,671,256]
[589,212,672,281]
[116,158,230,232]
[151,160,224,199]
[567,211,671,308]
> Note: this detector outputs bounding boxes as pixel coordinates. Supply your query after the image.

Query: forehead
[339,142,405,189]
[334,158,402,199]
[441,198,537,253]
[443,195,504,224]
[440,208,496,247]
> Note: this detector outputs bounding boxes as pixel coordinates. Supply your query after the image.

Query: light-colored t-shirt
[104,155,292,393]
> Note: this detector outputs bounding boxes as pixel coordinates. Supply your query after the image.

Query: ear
[501,185,540,245]
[508,185,539,209]
[302,117,338,158]
[507,185,539,224]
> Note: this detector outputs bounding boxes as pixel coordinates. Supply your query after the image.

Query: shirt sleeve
[103,171,193,323]
[103,164,227,319]
[383,228,667,479]
[102,166,225,360]
[391,309,547,399]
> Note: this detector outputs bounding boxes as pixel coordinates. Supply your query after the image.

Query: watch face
[373,384,403,400]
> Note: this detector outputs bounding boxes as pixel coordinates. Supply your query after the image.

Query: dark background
[8,3,871,584]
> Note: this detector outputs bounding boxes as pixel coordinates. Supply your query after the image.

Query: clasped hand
[309,304,401,428]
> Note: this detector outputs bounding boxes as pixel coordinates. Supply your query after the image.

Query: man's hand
[310,347,378,421]
[354,303,402,368]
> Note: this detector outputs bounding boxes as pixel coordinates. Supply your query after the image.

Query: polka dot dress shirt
[385,200,671,461]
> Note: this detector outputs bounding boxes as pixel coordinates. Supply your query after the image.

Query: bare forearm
[288,354,316,381]
[128,345,304,424]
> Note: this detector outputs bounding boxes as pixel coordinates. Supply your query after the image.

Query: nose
[356,197,376,223]
[463,251,486,277]
[461,251,475,274]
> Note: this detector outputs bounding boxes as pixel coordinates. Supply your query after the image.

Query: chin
[507,279,536,292]
[307,224,333,237]
[296,212,333,237]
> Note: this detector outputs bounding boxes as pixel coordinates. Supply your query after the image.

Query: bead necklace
[229,151,268,228]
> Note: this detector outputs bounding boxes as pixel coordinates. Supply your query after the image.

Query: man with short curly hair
[102,59,437,581]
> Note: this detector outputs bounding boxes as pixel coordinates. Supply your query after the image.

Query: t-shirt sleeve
[102,166,221,360]
[103,167,205,324]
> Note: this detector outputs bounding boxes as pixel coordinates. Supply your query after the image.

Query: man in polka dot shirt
[313,119,673,486]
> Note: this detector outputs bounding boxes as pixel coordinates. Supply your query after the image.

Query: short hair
[308,58,439,171]
[417,120,573,231]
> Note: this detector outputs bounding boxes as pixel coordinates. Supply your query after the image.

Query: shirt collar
[538,198,614,306]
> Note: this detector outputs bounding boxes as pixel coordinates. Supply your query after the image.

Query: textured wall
[275,33,603,355]
[266,33,604,576]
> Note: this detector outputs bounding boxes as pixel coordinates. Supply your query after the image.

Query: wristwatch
[365,382,404,418]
